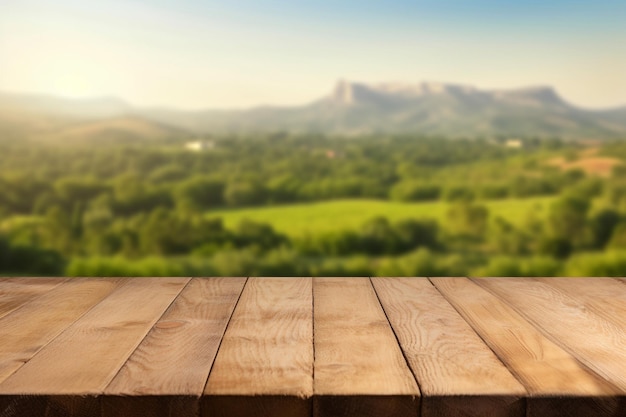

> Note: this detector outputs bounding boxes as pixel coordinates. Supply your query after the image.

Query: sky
[1,0,625,110]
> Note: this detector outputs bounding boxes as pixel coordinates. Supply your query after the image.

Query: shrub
[565,251,626,276]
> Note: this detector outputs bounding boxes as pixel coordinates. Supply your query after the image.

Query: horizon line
[2,79,625,112]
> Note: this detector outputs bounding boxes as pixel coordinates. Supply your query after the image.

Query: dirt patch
[548,156,622,177]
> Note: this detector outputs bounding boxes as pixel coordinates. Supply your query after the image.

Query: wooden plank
[373,277,525,417]
[527,397,626,417]
[0,395,101,417]
[432,278,617,394]
[202,277,313,417]
[0,278,68,320]
[432,277,620,417]
[0,278,125,384]
[475,278,626,393]
[314,278,420,417]
[103,277,246,417]
[0,277,189,395]
[537,278,626,329]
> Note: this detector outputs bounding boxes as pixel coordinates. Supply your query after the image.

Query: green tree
[224,181,267,207]
[176,177,225,212]
[393,219,439,252]
[589,209,620,249]
[489,217,530,255]
[390,181,441,202]
[547,195,590,247]
[446,202,489,239]
[232,219,288,251]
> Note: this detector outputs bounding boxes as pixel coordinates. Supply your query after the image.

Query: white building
[505,139,523,148]
[185,140,216,151]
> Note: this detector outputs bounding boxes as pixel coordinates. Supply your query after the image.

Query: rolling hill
[1,81,626,140]
[34,116,187,145]
[0,92,187,145]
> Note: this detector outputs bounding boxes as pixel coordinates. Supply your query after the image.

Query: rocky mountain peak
[333,79,354,105]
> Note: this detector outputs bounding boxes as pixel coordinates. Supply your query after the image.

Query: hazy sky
[1,0,625,109]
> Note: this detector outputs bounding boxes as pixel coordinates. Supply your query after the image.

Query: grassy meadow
[209,197,555,237]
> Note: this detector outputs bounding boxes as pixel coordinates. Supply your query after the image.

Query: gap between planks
[0,278,191,394]
[101,277,196,395]
[373,277,526,417]
[0,278,127,385]
[2,277,626,417]
[369,277,425,397]
[102,277,248,417]
[0,278,69,320]
[203,277,314,417]
[473,277,626,393]
[313,278,420,417]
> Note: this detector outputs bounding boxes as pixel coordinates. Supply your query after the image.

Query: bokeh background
[1,0,626,276]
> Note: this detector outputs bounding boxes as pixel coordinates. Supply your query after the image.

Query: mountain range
[1,80,626,142]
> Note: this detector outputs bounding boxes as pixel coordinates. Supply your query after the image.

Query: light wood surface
[434,277,616,395]
[537,278,626,329]
[103,277,246,417]
[475,277,626,392]
[434,277,620,417]
[314,278,420,417]
[375,278,524,395]
[0,278,68,320]
[0,276,625,417]
[314,278,419,396]
[203,277,313,417]
[106,277,246,395]
[0,278,125,384]
[0,278,189,394]
[374,277,525,417]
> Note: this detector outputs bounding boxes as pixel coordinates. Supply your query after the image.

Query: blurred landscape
[2,0,625,276]
[2,82,626,276]
[4,81,626,139]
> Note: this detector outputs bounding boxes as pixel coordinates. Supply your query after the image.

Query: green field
[207,197,556,237]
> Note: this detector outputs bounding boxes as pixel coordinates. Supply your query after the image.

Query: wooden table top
[0,277,625,417]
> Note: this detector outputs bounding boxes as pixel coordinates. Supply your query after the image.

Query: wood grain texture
[106,278,246,394]
[475,278,626,393]
[433,278,616,395]
[433,277,621,417]
[0,277,625,417]
[537,278,626,329]
[203,277,313,417]
[0,278,189,395]
[373,278,524,417]
[314,278,420,417]
[103,277,246,417]
[374,278,524,396]
[0,278,67,320]
[0,278,125,384]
